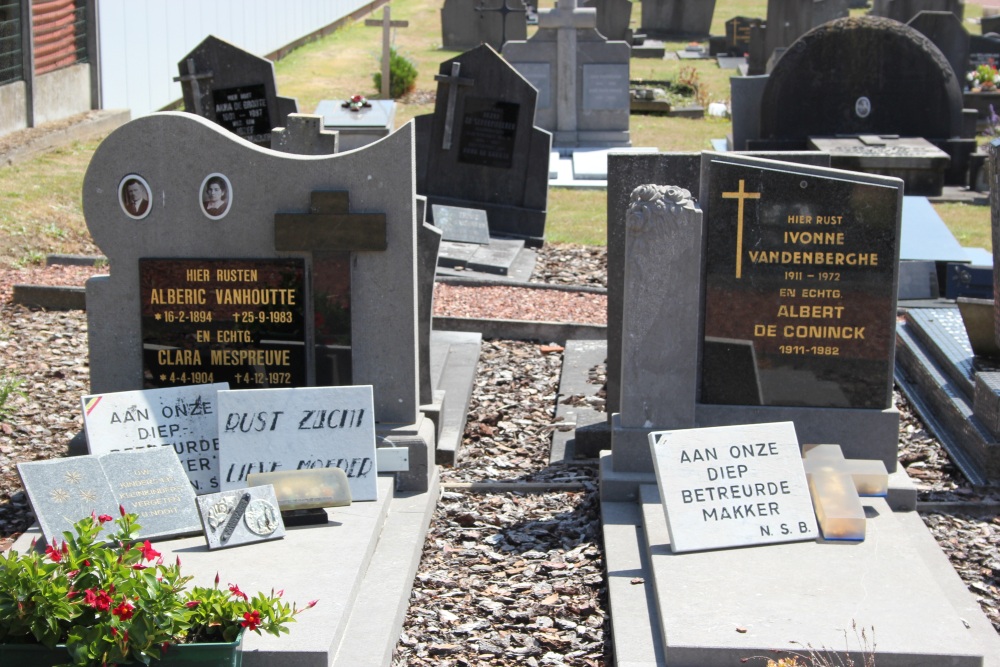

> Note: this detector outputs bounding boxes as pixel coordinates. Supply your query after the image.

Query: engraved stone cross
[434,62,475,150]
[721,179,760,280]
[274,191,387,252]
[365,6,410,99]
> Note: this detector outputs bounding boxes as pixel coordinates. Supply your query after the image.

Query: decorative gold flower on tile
[50,488,70,503]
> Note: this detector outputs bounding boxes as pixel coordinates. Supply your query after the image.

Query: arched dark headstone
[758,16,964,145]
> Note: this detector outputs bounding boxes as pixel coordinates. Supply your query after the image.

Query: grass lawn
[0,0,991,264]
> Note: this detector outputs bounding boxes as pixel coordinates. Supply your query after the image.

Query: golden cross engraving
[721,179,760,279]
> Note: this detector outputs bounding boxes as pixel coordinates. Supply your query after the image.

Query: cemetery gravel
[0,250,998,665]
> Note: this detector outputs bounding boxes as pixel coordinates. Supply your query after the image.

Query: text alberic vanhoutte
[142,260,304,388]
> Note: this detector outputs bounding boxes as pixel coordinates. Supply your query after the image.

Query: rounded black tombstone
[758,16,964,145]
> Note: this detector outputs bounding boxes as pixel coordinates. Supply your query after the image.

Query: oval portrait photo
[119,175,151,220]
[201,173,232,219]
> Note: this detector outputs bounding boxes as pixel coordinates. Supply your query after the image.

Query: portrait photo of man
[119,175,151,219]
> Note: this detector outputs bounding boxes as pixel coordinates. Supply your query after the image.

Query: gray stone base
[601,482,1000,667]
[611,402,900,474]
[429,330,482,465]
[13,473,438,667]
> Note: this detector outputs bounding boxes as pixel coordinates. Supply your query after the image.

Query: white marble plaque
[217,385,377,501]
[649,422,819,553]
[81,383,229,495]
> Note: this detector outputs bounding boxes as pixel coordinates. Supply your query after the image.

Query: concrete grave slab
[314,99,395,152]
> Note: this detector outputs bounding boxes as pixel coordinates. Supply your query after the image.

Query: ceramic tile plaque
[196,484,285,549]
[217,385,377,500]
[140,258,307,390]
[649,422,819,553]
[81,383,229,494]
[701,156,900,409]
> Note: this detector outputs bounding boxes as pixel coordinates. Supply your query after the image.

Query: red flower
[306,599,318,609]
[119,504,126,517]
[185,600,201,608]
[240,610,261,631]
[132,564,147,571]
[84,588,112,612]
[112,600,135,620]
[97,514,113,524]
[138,540,160,562]
[45,545,63,563]
[228,583,248,601]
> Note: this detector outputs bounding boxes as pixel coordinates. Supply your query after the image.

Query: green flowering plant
[968,61,1000,90]
[0,509,316,666]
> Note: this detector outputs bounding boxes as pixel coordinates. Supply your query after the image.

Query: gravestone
[907,10,969,83]
[968,32,1000,69]
[743,16,976,188]
[747,0,849,74]
[82,112,435,492]
[584,0,634,43]
[81,383,228,494]
[479,0,529,50]
[870,0,964,22]
[175,35,298,148]
[414,45,551,244]
[18,447,202,544]
[441,0,529,51]
[610,153,903,474]
[313,98,396,151]
[503,0,631,149]
[724,16,758,55]
[640,0,716,39]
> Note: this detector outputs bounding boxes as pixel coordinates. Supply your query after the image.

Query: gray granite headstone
[18,447,202,544]
[441,0,486,50]
[479,0,529,50]
[907,10,970,82]
[414,45,551,244]
[83,112,420,429]
[196,484,286,549]
[503,0,631,150]
[175,35,298,148]
[431,204,491,244]
[764,0,849,66]
[640,0,717,38]
[81,383,228,495]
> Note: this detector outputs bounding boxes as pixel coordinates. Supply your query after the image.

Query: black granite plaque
[725,16,755,53]
[458,97,519,169]
[212,84,272,144]
[141,258,306,389]
[701,158,899,410]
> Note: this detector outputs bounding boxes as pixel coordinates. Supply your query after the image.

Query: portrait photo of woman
[201,173,232,219]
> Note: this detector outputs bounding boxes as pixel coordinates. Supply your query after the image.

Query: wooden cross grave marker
[434,62,475,151]
[173,58,214,116]
[365,6,410,100]
[802,444,888,542]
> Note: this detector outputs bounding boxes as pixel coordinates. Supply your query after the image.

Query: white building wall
[97,0,372,117]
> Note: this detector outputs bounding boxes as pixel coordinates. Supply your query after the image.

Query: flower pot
[0,634,243,667]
